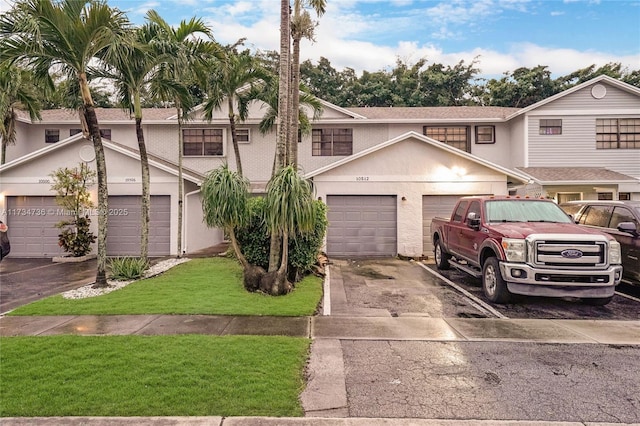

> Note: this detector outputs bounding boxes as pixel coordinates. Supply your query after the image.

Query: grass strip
[0,335,309,417]
[9,257,322,316]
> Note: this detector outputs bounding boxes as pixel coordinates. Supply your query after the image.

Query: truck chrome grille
[534,240,606,268]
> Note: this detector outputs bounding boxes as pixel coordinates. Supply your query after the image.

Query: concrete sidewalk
[1,417,633,425]
[2,314,639,345]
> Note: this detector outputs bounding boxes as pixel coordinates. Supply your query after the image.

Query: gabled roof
[15,108,177,124]
[305,131,533,183]
[516,167,640,185]
[346,106,519,121]
[506,75,640,120]
[0,134,204,184]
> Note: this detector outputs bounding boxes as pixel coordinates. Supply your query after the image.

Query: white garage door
[326,195,397,257]
[107,195,170,256]
[422,195,467,254]
[5,196,72,257]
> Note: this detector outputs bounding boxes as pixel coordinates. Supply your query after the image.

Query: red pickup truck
[430,196,623,305]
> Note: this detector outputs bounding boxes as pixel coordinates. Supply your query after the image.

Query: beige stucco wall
[0,140,222,256]
[311,136,509,257]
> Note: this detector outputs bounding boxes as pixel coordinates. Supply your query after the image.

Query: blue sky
[2,0,639,79]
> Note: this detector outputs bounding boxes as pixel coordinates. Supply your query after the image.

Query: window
[475,126,495,144]
[619,193,631,201]
[610,207,638,229]
[465,201,481,223]
[597,192,613,200]
[100,129,111,139]
[424,126,470,152]
[70,128,82,136]
[452,201,469,222]
[182,128,223,156]
[539,119,562,135]
[580,205,612,228]
[236,128,250,144]
[596,118,640,149]
[312,128,353,156]
[45,129,60,143]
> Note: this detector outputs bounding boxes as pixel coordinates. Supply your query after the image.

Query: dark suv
[561,200,640,285]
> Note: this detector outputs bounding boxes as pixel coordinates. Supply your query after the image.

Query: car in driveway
[560,200,640,285]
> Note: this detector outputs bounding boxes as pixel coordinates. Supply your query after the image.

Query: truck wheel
[482,257,511,304]
[434,240,450,270]
[582,296,613,306]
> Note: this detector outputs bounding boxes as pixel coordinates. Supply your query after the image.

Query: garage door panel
[326,195,397,257]
[107,195,170,256]
[423,195,471,254]
[6,196,71,257]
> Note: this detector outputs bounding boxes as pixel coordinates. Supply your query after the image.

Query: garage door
[107,195,170,256]
[326,195,397,257]
[422,195,467,254]
[5,196,73,257]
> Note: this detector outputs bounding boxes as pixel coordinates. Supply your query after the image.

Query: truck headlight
[608,240,621,264]
[502,238,526,262]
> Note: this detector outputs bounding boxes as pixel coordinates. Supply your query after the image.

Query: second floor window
[45,129,60,143]
[70,128,111,139]
[183,128,223,156]
[236,128,250,143]
[596,118,640,149]
[312,128,353,156]
[475,126,495,144]
[424,126,470,152]
[539,119,562,135]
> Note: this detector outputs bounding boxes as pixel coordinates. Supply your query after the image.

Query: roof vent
[591,84,607,99]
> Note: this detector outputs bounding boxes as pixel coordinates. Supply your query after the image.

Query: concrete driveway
[0,257,97,314]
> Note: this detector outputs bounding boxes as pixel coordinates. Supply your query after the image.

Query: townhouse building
[1,75,638,259]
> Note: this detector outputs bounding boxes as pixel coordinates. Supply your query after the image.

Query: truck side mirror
[617,221,639,237]
[467,212,481,230]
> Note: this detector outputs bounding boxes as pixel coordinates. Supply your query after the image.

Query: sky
[1,0,639,79]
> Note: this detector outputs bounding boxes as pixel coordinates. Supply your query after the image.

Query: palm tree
[0,62,41,165]
[201,46,271,177]
[0,0,131,287]
[144,10,214,258]
[276,0,291,171]
[93,22,192,263]
[290,0,325,167]
[263,165,315,294]
[247,80,323,174]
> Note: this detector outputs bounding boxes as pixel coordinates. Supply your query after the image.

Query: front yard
[0,257,323,417]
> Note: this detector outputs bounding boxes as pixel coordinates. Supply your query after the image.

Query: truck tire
[434,240,450,270]
[582,296,613,306]
[482,257,511,304]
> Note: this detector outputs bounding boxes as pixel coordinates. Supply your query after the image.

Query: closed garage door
[326,195,397,257]
[5,196,72,257]
[423,195,467,254]
[107,195,170,256]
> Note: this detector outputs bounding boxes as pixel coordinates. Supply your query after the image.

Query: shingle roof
[17,108,177,122]
[346,106,520,120]
[517,167,639,183]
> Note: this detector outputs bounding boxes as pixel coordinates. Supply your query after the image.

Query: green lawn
[9,257,323,316]
[2,257,322,417]
[0,335,309,417]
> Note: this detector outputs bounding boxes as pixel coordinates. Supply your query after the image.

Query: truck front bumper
[499,262,623,298]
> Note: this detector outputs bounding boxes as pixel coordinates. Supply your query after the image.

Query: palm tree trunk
[1,139,6,165]
[228,98,243,177]
[290,35,301,168]
[82,100,109,287]
[135,113,150,263]
[276,0,291,171]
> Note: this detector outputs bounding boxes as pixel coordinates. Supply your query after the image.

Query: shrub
[236,198,327,282]
[109,257,149,281]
